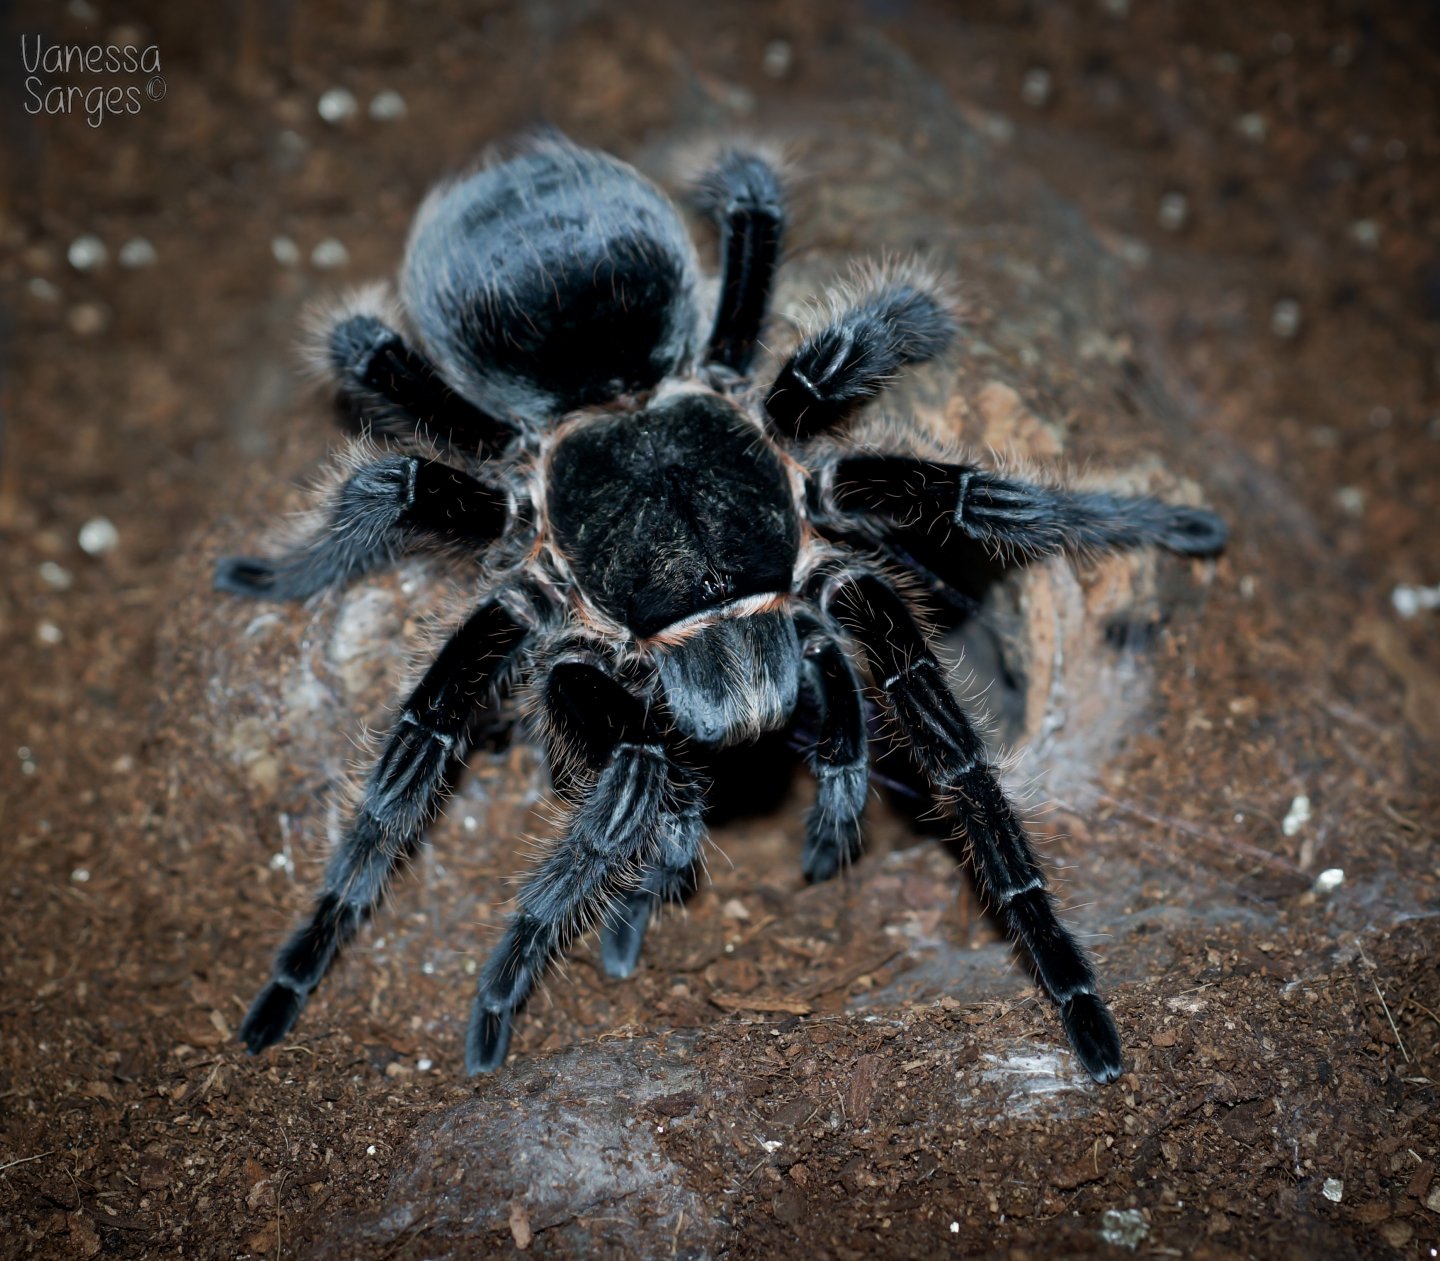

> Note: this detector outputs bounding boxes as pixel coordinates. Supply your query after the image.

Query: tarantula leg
[828,456,1228,559]
[467,666,689,1073]
[823,569,1124,1084]
[692,149,786,375]
[796,616,870,883]
[239,600,528,1055]
[766,280,955,438]
[214,456,507,600]
[328,313,515,456]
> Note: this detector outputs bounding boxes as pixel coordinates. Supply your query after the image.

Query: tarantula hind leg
[238,599,528,1053]
[467,664,696,1073]
[765,274,956,439]
[796,615,870,884]
[691,148,786,376]
[214,456,506,600]
[827,455,1228,560]
[326,310,515,456]
[823,568,1123,1083]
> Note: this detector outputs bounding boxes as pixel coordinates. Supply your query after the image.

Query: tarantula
[218,133,1226,1082]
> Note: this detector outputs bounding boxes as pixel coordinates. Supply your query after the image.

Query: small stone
[1334,486,1365,516]
[368,89,407,121]
[37,621,64,645]
[762,40,793,79]
[366,1144,377,1156]
[417,1058,433,1072]
[1393,583,1440,618]
[1099,1208,1148,1249]
[1281,794,1311,837]
[39,561,74,590]
[71,868,91,883]
[1158,192,1189,232]
[1313,868,1344,895]
[1236,113,1268,143]
[1349,219,1381,250]
[310,239,349,270]
[68,302,110,336]
[721,898,751,921]
[1425,1185,1440,1213]
[118,237,157,268]
[78,516,120,555]
[1270,298,1302,339]
[317,87,358,124]
[1021,68,1052,108]
[67,235,107,272]
[1323,1177,1344,1203]
[271,236,301,267]
[28,277,61,303]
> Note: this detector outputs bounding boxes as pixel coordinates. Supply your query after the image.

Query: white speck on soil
[1281,794,1312,837]
[78,516,120,555]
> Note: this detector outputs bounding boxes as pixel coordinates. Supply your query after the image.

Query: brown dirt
[2,2,1437,1259]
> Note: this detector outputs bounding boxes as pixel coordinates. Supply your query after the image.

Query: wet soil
[1,2,1437,1258]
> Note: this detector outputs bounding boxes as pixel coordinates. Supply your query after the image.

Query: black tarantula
[218,133,1226,1082]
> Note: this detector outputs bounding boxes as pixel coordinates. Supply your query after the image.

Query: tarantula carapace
[218,133,1226,1082]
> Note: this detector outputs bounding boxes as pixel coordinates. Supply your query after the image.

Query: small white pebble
[317,87,358,124]
[1239,575,1258,599]
[1334,485,1365,516]
[464,958,477,975]
[271,235,301,267]
[37,621,63,645]
[71,868,91,883]
[416,1057,433,1072]
[762,39,793,79]
[1270,298,1302,339]
[268,852,291,871]
[118,237,157,268]
[1313,868,1345,895]
[368,89,408,121]
[78,516,120,555]
[463,815,478,832]
[1281,794,1312,838]
[1236,112,1268,143]
[950,1221,961,1234]
[1323,1176,1344,1202]
[1392,583,1440,618]
[111,754,136,774]
[761,1139,783,1153]
[1157,191,1189,232]
[28,277,61,303]
[39,561,74,590]
[421,960,436,975]
[720,898,750,921]
[1021,67,1052,108]
[67,235,108,272]
[21,759,37,776]
[1349,219,1380,250]
[310,238,349,270]
[366,1144,377,1157]
[1099,1207,1149,1249]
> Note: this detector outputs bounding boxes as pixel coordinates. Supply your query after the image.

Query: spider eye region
[547,395,800,639]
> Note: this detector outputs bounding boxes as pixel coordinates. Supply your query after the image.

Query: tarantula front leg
[326,307,515,456]
[239,599,529,1054]
[821,567,1123,1083]
[214,455,507,600]
[826,456,1228,559]
[765,275,956,438]
[692,149,786,375]
[467,664,695,1073]
[796,613,870,883]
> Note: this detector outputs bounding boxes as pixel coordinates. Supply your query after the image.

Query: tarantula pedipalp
[217,132,1226,1082]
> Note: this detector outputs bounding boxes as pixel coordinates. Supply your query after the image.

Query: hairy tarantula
[217,133,1226,1082]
